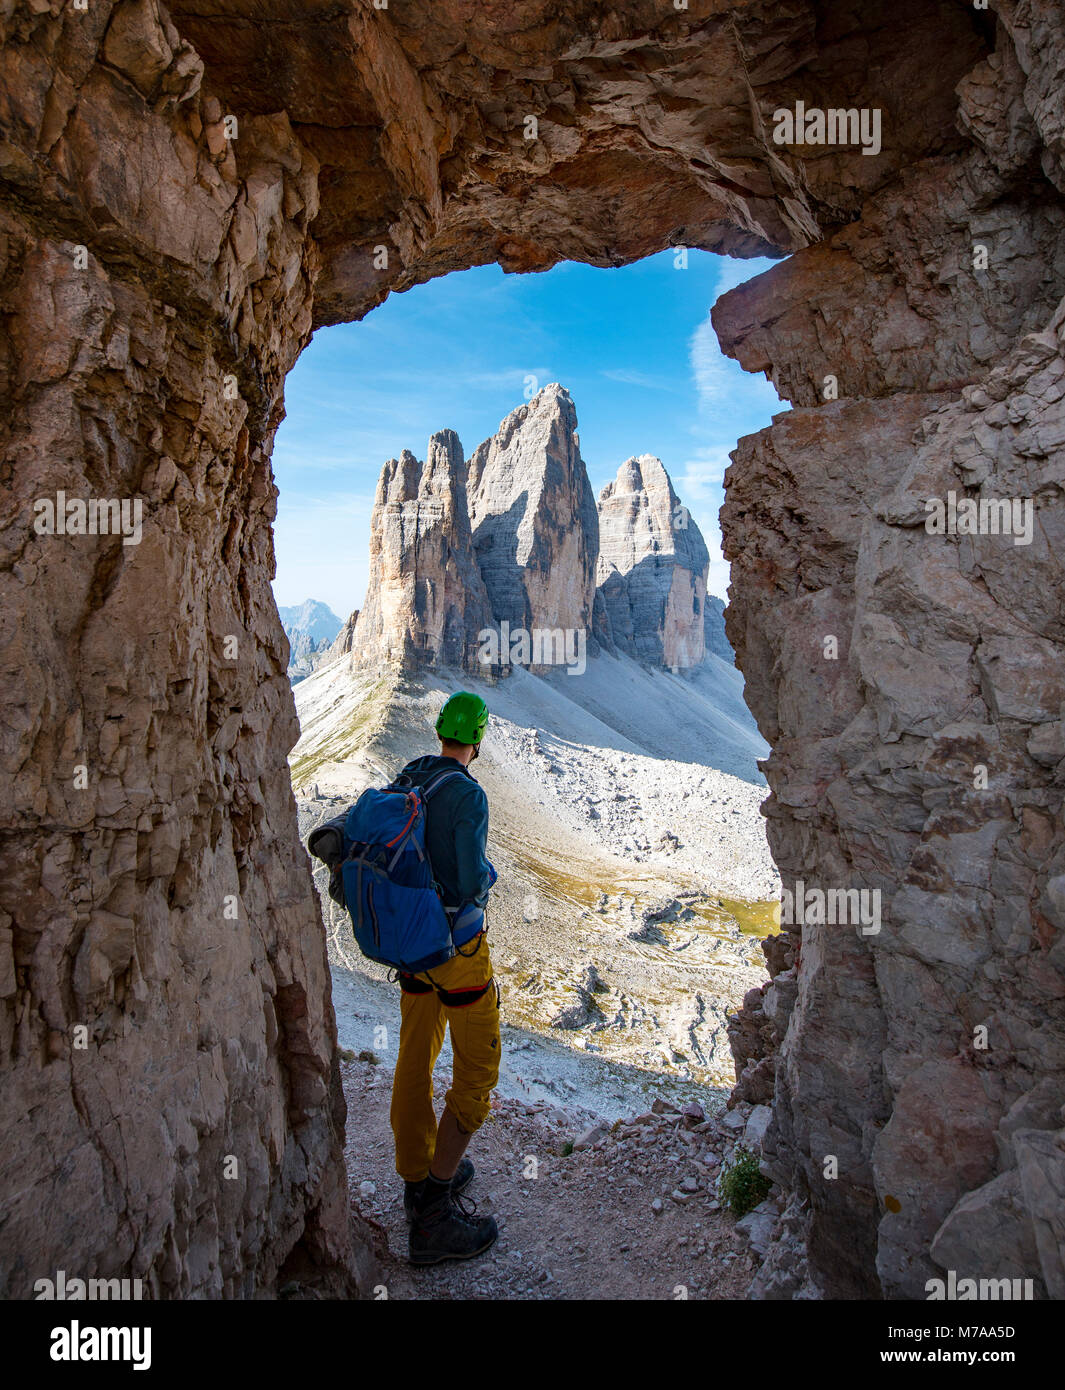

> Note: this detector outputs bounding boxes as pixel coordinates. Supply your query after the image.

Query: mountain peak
[347,388,710,673]
[486,382,578,457]
[277,598,343,645]
[600,454,674,504]
[596,454,709,668]
[467,382,596,638]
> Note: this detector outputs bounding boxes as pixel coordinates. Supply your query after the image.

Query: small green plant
[560,1140,574,1157]
[718,1144,771,1218]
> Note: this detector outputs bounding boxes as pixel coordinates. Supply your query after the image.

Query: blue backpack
[307,769,490,974]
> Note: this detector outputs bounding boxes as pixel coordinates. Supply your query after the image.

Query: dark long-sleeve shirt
[397,755,494,910]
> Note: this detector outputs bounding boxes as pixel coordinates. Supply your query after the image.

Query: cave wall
[0,0,359,1296]
[1,0,1062,1297]
[716,1,1065,1297]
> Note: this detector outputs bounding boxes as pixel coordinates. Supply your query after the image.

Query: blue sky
[271,249,785,618]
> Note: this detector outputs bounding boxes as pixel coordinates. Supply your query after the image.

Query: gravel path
[341,1055,764,1301]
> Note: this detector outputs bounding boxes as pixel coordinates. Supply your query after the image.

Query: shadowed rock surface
[352,430,493,672]
[287,631,331,683]
[704,595,734,664]
[714,10,1065,1286]
[1,0,1063,1301]
[467,385,599,650]
[329,608,360,661]
[597,454,709,669]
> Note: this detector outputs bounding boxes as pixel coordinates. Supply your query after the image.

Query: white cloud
[681,268,788,602]
[688,314,782,419]
[678,446,733,501]
[713,254,782,298]
[688,316,733,414]
[600,367,678,391]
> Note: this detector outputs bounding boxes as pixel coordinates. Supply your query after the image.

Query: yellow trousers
[390,936,501,1182]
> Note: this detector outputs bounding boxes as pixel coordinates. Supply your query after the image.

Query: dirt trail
[340,1054,763,1301]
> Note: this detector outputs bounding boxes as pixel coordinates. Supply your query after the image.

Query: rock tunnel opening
[2,0,1064,1304]
[272,250,788,1225]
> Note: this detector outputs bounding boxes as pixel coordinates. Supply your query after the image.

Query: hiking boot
[408,1189,498,1266]
[403,1157,474,1222]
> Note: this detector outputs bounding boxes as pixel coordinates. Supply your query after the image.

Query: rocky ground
[479,672,778,900]
[338,1054,812,1300]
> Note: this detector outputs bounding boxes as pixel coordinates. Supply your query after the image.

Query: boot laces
[450,1190,479,1223]
[421,1186,479,1229]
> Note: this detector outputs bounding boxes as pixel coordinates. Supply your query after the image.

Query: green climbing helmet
[435,691,489,745]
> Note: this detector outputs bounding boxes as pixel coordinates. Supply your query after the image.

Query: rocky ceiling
[165,0,989,321]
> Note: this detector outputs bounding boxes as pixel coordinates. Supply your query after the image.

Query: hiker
[306,690,500,1263]
[389,691,501,1264]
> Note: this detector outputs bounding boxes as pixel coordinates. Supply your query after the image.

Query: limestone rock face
[596,455,708,669]
[329,609,360,661]
[704,595,734,664]
[352,431,493,671]
[0,73,361,1312]
[717,18,1065,1298]
[468,385,599,648]
[352,400,716,674]
[3,0,1065,1304]
[0,1,365,1300]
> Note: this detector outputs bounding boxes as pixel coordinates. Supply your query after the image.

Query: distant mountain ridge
[278,599,343,645]
[278,600,343,683]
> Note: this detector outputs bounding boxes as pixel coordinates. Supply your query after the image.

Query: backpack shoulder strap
[421,768,469,801]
